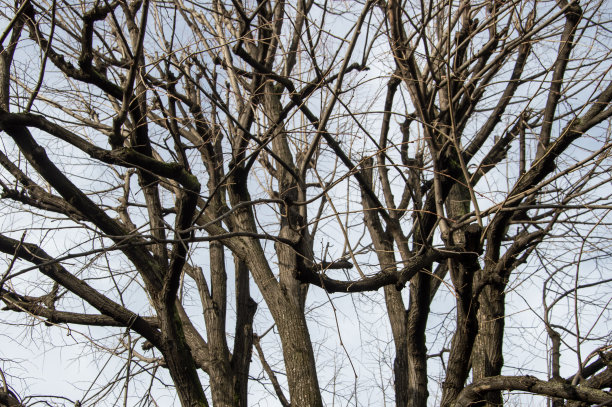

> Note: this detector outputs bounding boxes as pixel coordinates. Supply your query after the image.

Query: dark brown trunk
[471,285,505,407]
[275,305,323,406]
[159,302,210,407]
[439,256,479,407]
[440,186,481,407]
[385,286,410,407]
[257,81,322,406]
[231,258,257,406]
[227,194,322,406]
[405,273,431,407]
[547,327,564,407]
[204,242,235,406]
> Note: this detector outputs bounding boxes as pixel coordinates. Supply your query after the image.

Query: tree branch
[454,375,612,407]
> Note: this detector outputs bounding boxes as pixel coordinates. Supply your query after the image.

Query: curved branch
[0,112,199,189]
[298,247,468,293]
[0,234,161,345]
[1,290,159,328]
[454,375,612,407]
[0,121,165,293]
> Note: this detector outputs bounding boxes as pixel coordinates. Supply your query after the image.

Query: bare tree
[1,0,611,406]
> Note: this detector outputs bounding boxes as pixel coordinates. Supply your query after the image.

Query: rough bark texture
[471,286,505,407]
[440,186,482,407]
[2,0,612,406]
[454,376,612,407]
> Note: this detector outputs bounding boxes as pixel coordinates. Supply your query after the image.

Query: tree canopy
[1,0,612,406]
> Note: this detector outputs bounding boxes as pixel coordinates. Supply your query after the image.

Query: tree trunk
[159,303,210,407]
[228,200,322,406]
[204,242,235,407]
[440,186,481,407]
[385,286,410,407]
[231,258,257,407]
[405,273,431,407]
[471,285,505,406]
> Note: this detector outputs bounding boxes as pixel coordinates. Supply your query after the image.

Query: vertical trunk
[275,305,323,407]
[405,273,431,407]
[440,186,481,407]
[399,191,448,407]
[360,158,417,407]
[159,303,210,407]
[385,286,410,407]
[273,223,321,406]
[258,224,322,404]
[471,285,505,406]
[547,327,564,407]
[229,202,322,406]
[440,297,479,407]
[190,250,256,407]
[204,242,235,407]
[439,254,480,407]
[231,257,257,407]
[190,79,242,406]
[0,2,28,111]
[259,82,322,406]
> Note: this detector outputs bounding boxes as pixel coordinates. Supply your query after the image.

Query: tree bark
[454,375,612,407]
[471,285,505,407]
[158,303,210,407]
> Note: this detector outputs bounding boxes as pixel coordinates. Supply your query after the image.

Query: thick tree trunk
[257,81,323,406]
[384,286,410,407]
[231,258,257,407]
[471,285,505,406]
[228,201,322,406]
[393,340,411,406]
[440,186,481,407]
[405,273,431,407]
[159,303,210,407]
[204,242,235,407]
[275,305,323,407]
